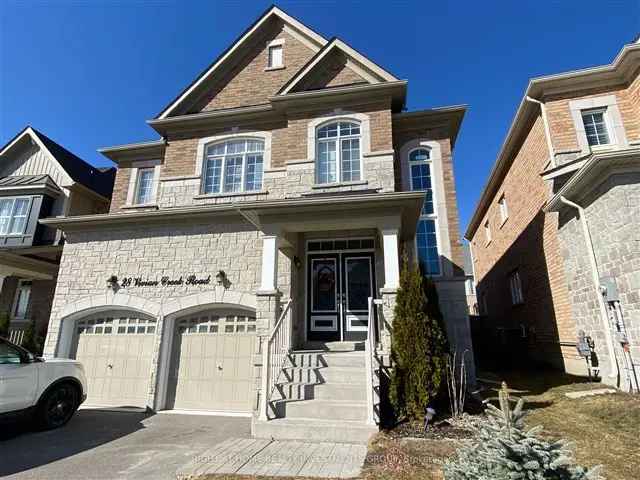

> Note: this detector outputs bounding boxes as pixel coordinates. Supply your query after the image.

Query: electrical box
[600,276,620,302]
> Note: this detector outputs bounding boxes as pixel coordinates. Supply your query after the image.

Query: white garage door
[73,312,156,408]
[167,310,255,412]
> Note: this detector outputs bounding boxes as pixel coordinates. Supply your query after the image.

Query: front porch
[248,191,423,442]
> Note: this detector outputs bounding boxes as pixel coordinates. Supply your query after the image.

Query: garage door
[167,310,255,412]
[73,312,156,408]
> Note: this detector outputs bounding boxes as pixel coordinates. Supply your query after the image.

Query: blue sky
[1,0,638,232]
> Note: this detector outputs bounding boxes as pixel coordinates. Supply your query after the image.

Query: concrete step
[252,417,377,444]
[272,399,367,421]
[282,366,366,385]
[299,341,364,352]
[289,351,366,368]
[273,381,367,402]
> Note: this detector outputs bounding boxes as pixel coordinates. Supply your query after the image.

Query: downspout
[559,196,619,380]
[525,96,556,168]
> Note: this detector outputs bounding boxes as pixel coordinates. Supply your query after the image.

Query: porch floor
[176,437,366,479]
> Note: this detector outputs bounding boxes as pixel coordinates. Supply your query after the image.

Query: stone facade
[557,172,640,386]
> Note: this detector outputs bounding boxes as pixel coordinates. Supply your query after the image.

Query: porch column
[254,233,282,418]
[379,228,400,353]
[381,229,400,289]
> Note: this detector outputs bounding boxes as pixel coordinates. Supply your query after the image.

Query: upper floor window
[509,270,524,305]
[484,220,491,243]
[581,109,611,147]
[316,121,361,184]
[498,195,508,224]
[202,139,264,194]
[417,219,440,276]
[135,168,155,205]
[268,44,283,68]
[409,148,434,214]
[0,197,32,235]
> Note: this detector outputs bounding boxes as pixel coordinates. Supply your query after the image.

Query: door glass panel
[312,259,337,312]
[345,258,371,312]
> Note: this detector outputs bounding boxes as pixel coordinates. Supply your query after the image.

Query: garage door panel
[74,313,156,408]
[168,312,255,412]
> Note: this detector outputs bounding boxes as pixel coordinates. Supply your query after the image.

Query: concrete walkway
[177,438,367,479]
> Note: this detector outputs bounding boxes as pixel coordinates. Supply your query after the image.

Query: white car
[0,337,87,429]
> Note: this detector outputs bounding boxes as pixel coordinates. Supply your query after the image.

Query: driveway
[0,409,251,480]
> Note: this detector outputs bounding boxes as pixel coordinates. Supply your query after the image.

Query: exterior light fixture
[293,256,302,269]
[216,270,227,285]
[106,275,119,291]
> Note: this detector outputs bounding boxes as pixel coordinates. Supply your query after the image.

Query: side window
[581,108,611,147]
[135,168,155,205]
[0,341,23,364]
[509,270,524,305]
[13,280,32,319]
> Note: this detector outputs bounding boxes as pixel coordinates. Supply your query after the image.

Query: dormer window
[316,121,361,184]
[202,139,264,194]
[266,39,284,69]
[581,109,611,147]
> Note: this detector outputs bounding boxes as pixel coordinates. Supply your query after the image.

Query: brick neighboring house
[40,6,472,443]
[0,127,115,347]
[466,39,639,390]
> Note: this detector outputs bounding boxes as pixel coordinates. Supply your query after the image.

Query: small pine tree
[389,255,448,420]
[444,382,604,480]
[21,319,44,355]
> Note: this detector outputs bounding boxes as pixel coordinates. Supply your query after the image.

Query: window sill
[265,65,285,71]
[311,180,368,189]
[193,190,268,200]
[121,203,159,210]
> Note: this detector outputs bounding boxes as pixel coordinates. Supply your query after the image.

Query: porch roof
[40,191,424,240]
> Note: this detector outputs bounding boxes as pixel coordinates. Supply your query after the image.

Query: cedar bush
[0,311,9,337]
[444,383,604,480]
[22,319,44,355]
[389,255,448,420]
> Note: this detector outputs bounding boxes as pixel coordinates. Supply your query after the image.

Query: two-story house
[466,39,639,390]
[0,126,115,348]
[41,6,472,443]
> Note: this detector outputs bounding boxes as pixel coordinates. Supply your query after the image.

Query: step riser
[253,421,377,444]
[273,401,367,421]
[289,354,366,368]
[272,383,367,402]
[283,367,366,385]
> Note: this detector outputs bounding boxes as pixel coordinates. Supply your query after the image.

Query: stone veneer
[557,172,640,386]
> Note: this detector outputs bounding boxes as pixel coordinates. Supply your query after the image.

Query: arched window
[202,139,264,194]
[316,121,361,184]
[409,146,440,276]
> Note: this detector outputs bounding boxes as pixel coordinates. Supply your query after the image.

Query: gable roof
[156,5,328,119]
[0,126,116,199]
[278,37,399,95]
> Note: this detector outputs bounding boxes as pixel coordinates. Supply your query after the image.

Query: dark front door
[307,252,375,342]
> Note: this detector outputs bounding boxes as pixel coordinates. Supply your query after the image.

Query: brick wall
[470,115,578,371]
[191,18,316,113]
[292,50,367,92]
[110,164,131,213]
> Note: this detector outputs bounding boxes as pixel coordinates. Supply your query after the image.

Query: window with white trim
[509,270,524,305]
[316,121,361,184]
[484,220,491,244]
[202,139,264,194]
[0,197,32,235]
[581,109,611,147]
[267,44,283,68]
[135,168,155,205]
[499,195,508,223]
[409,147,440,275]
[12,280,32,319]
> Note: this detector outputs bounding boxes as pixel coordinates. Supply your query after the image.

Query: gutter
[558,196,619,380]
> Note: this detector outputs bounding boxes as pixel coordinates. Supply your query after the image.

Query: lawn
[202,371,639,480]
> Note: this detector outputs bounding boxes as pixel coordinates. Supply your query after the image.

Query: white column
[381,229,400,290]
[259,235,279,292]
[0,275,6,295]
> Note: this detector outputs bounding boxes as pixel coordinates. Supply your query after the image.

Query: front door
[307,252,375,342]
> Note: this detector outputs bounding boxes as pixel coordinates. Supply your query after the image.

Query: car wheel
[36,383,79,430]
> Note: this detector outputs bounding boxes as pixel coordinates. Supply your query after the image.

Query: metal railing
[9,328,26,346]
[365,296,380,425]
[259,298,293,422]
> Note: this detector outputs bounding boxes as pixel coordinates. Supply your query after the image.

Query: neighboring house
[463,242,478,315]
[0,126,115,346]
[41,6,472,442]
[466,39,639,390]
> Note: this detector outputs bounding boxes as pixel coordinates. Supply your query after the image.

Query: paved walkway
[177,438,367,479]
